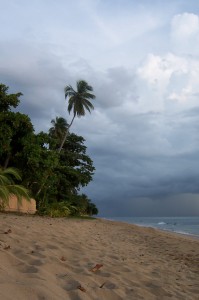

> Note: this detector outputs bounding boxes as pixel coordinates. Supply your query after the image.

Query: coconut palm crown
[49,117,69,143]
[65,80,95,118]
[58,80,95,152]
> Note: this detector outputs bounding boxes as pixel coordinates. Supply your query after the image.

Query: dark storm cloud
[98,194,199,217]
[1,0,199,216]
[0,40,75,130]
[93,67,138,108]
[83,108,199,216]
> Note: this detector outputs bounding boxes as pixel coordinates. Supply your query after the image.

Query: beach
[0,214,199,300]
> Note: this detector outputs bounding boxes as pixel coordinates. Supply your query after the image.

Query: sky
[1,0,199,216]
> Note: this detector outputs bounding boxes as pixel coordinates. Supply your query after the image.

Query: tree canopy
[0,83,98,217]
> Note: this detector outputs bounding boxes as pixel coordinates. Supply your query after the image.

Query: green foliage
[38,201,73,218]
[15,132,59,194]
[68,194,98,216]
[0,110,34,169]
[0,83,98,217]
[59,80,95,152]
[38,194,98,218]
[0,84,22,112]
[49,117,68,146]
[65,80,95,117]
[0,167,30,210]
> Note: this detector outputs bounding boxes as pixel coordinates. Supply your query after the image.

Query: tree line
[0,81,98,217]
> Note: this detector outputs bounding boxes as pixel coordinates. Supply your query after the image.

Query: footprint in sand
[96,271,111,278]
[18,264,39,274]
[46,243,59,250]
[28,259,44,266]
[29,251,46,259]
[101,281,117,289]
[13,249,30,261]
[33,244,45,251]
[63,279,80,291]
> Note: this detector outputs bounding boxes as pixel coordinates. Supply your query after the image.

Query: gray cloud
[93,67,138,108]
[1,0,199,216]
[98,194,199,217]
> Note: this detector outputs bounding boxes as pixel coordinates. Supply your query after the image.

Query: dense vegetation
[0,83,98,217]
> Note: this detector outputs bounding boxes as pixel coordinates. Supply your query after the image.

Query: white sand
[0,214,199,299]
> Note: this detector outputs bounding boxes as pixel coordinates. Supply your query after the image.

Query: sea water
[106,216,199,238]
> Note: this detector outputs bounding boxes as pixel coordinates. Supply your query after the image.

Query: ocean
[105,216,199,238]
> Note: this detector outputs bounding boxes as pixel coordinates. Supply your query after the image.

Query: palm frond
[0,186,10,204]
[82,92,96,99]
[0,168,31,208]
[60,80,95,151]
[68,98,75,114]
[83,99,94,110]
[8,185,30,203]
[0,174,11,185]
[64,85,76,99]
[2,167,22,181]
[65,80,95,118]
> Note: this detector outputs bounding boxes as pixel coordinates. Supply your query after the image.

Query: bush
[38,201,72,217]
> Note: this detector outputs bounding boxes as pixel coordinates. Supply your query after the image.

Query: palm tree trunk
[4,153,11,169]
[35,173,49,197]
[58,114,75,153]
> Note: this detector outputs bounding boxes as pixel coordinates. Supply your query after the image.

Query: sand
[0,214,199,300]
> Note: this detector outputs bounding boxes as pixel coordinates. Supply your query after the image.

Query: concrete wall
[0,196,36,214]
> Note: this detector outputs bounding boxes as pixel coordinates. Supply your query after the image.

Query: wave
[174,230,192,236]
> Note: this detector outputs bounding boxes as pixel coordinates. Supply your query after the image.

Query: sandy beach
[0,214,199,300]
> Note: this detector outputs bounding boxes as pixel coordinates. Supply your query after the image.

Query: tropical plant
[39,201,72,218]
[0,84,34,169]
[0,167,30,210]
[58,80,95,152]
[0,83,22,112]
[43,130,95,204]
[49,117,68,146]
[68,194,98,216]
[0,83,98,216]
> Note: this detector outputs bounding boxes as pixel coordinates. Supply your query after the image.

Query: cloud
[171,13,199,39]
[136,52,199,113]
[93,67,138,109]
[1,1,199,216]
[98,194,199,217]
[170,13,199,55]
[84,107,199,217]
[137,53,187,90]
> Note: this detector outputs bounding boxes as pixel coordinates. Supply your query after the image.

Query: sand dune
[0,213,199,299]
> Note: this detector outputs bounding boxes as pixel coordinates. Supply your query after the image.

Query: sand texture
[0,214,199,300]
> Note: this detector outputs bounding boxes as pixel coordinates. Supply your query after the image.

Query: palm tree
[36,80,95,197]
[49,117,69,145]
[58,80,95,152]
[0,167,30,210]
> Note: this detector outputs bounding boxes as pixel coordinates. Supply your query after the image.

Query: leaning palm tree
[58,80,95,152]
[0,167,30,210]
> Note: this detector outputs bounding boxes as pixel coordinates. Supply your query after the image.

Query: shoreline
[1,213,199,299]
[101,216,199,241]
